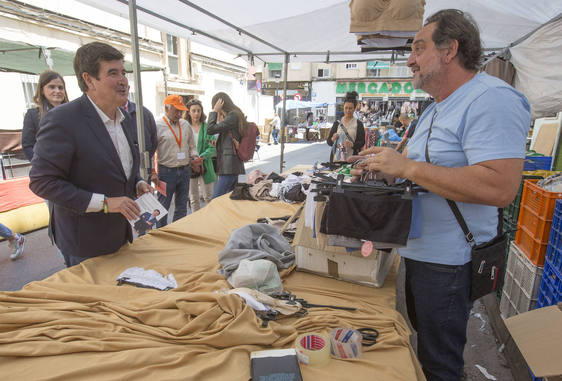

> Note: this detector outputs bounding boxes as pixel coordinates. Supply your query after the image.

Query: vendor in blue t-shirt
[357,10,529,381]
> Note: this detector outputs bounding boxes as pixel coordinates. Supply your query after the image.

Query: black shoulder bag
[425,111,508,301]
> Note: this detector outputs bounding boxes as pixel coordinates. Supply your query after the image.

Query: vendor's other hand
[107,196,141,221]
[358,146,411,178]
[343,140,353,149]
[331,133,339,142]
[136,181,154,197]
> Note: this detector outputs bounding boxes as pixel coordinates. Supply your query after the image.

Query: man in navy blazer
[29,42,152,267]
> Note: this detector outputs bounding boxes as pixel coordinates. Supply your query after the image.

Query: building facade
[0,0,266,136]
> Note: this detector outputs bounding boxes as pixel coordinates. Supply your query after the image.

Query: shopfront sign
[367,61,390,70]
[336,81,426,97]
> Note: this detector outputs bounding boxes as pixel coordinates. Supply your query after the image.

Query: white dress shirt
[86,96,134,213]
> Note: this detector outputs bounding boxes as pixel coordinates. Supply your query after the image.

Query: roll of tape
[294,333,331,366]
[329,328,363,359]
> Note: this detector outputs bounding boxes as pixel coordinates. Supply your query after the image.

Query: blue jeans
[0,222,13,239]
[271,128,279,143]
[157,165,191,228]
[404,258,472,381]
[212,174,238,199]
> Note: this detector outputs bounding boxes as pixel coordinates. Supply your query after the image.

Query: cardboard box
[293,204,397,288]
[504,304,562,378]
[295,245,397,288]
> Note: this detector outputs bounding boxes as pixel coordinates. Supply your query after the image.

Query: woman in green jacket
[185,99,217,211]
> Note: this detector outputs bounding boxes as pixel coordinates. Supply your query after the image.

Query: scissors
[357,328,379,347]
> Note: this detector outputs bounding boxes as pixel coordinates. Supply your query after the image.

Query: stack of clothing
[349,0,424,51]
[230,170,311,203]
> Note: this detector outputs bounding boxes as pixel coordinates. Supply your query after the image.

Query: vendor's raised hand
[359,146,411,178]
[346,155,364,163]
[359,147,378,156]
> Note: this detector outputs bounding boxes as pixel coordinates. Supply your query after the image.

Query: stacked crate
[500,242,544,319]
[500,178,562,318]
[523,155,552,171]
[515,179,562,266]
[497,174,549,300]
[537,199,562,308]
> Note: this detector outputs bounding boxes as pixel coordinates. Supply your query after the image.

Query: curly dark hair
[425,9,482,71]
[343,91,359,107]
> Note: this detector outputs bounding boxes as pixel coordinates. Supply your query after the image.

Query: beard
[412,63,442,92]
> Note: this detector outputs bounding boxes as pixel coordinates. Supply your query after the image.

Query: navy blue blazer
[29,94,142,258]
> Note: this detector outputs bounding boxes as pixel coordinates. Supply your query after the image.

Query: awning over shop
[367,61,390,69]
[275,100,328,111]
[0,39,162,76]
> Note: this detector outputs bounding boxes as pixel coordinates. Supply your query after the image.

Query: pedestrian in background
[327,91,365,161]
[155,95,198,227]
[207,92,246,199]
[122,91,158,183]
[271,112,280,145]
[21,70,69,264]
[1,222,25,260]
[22,70,69,161]
[185,99,216,212]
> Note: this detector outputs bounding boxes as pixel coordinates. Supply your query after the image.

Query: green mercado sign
[336,81,425,95]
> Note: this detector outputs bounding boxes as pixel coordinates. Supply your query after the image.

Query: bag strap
[228,130,240,153]
[338,120,355,143]
[423,110,502,245]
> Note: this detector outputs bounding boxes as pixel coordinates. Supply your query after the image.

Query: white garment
[189,175,214,212]
[86,96,134,213]
[304,183,317,229]
[117,267,177,290]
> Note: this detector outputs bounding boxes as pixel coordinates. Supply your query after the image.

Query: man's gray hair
[425,9,482,72]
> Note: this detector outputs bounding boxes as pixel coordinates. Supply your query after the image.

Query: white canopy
[76,0,562,117]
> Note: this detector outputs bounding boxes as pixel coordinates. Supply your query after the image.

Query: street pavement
[0,140,513,380]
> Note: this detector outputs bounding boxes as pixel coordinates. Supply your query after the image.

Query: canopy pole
[279,53,290,173]
[128,0,148,180]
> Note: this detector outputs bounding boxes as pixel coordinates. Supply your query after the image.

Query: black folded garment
[266,172,285,183]
[320,190,412,245]
[229,183,255,201]
[284,184,307,202]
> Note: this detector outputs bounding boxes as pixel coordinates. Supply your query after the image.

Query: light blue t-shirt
[399,72,530,265]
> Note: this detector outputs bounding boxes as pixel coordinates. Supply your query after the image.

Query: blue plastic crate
[530,368,542,381]
[546,245,562,274]
[523,155,552,171]
[537,261,562,308]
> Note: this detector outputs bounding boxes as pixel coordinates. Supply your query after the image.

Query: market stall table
[0,193,424,380]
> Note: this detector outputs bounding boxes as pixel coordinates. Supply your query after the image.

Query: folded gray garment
[218,223,295,278]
